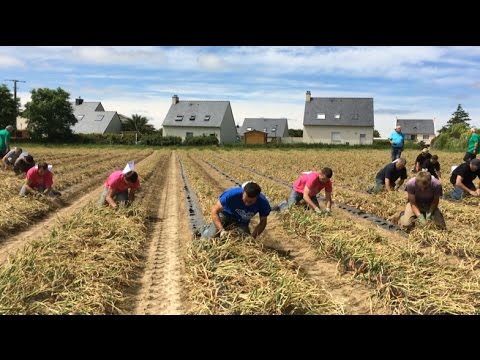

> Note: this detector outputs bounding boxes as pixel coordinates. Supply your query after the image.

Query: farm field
[0,145,478,314]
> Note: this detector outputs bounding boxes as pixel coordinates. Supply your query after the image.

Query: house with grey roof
[71,98,122,134]
[396,119,435,145]
[162,95,237,144]
[302,91,374,145]
[238,118,289,142]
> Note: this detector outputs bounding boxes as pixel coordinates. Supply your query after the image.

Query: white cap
[48,165,53,172]
[123,160,134,174]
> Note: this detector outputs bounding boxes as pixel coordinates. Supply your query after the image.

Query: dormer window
[175,115,184,121]
[247,127,252,131]
[190,115,196,121]
[204,115,211,121]
[335,114,341,119]
[317,113,326,120]
[77,115,84,120]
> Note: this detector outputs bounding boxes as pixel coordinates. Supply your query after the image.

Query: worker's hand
[470,190,479,197]
[314,207,323,215]
[417,214,427,224]
[476,189,480,196]
[322,208,332,216]
[425,212,432,220]
[219,230,229,238]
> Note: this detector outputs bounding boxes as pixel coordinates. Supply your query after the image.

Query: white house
[162,95,237,144]
[302,91,374,145]
[396,119,435,145]
[71,97,122,134]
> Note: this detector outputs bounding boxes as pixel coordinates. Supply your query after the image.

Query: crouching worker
[2,147,22,170]
[282,168,333,215]
[14,154,35,175]
[200,181,271,239]
[19,161,55,197]
[391,171,446,230]
[367,158,407,193]
[99,169,140,208]
[445,158,480,200]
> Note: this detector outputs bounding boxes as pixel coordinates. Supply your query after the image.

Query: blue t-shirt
[389,131,405,148]
[219,187,271,224]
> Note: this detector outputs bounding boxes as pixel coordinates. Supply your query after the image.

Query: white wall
[303,126,373,145]
[163,126,220,141]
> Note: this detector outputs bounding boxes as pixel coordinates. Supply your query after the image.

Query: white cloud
[0,54,24,68]
[197,54,225,71]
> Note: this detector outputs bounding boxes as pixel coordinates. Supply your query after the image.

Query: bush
[183,135,219,146]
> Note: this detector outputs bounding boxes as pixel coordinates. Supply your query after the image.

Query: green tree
[23,88,77,141]
[122,114,156,134]
[0,84,20,130]
[439,104,471,133]
[373,129,380,137]
[288,129,303,137]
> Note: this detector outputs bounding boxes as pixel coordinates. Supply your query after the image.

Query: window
[76,115,84,121]
[263,128,267,132]
[186,132,193,138]
[410,135,416,140]
[175,115,184,121]
[204,115,211,121]
[423,134,429,140]
[189,115,196,121]
[247,127,252,131]
[331,132,341,144]
[272,128,276,132]
[210,133,216,137]
[351,113,359,120]
[317,113,326,120]
[334,114,341,119]
[95,115,104,121]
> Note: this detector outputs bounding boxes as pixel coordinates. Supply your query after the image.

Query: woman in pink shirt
[287,167,333,215]
[19,161,54,197]
[99,170,140,208]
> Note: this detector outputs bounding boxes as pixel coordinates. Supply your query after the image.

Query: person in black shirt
[412,148,432,173]
[446,158,480,200]
[367,158,407,193]
[421,155,441,179]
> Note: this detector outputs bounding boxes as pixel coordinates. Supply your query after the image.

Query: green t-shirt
[0,129,10,151]
[468,133,480,153]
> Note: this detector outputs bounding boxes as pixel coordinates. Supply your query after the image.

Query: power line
[4,79,26,114]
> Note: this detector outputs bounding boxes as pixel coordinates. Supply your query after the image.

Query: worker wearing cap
[446,158,480,200]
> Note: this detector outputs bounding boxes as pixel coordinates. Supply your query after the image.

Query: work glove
[417,214,427,224]
[219,230,229,238]
[425,212,432,221]
[314,207,323,215]
[323,208,332,216]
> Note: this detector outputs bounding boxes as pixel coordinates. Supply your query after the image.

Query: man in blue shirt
[200,181,271,239]
[388,125,405,162]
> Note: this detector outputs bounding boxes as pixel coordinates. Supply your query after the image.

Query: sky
[1,46,480,138]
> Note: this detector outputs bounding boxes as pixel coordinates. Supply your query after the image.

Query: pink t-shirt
[106,170,140,192]
[293,171,332,195]
[26,166,53,188]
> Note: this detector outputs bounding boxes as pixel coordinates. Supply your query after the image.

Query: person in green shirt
[0,125,13,158]
[464,128,480,162]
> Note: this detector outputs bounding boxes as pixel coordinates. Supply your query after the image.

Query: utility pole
[4,79,25,137]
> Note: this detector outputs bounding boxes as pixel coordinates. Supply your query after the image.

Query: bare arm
[211,200,224,233]
[251,216,267,238]
[105,187,118,208]
[128,188,136,204]
[456,175,478,196]
[23,179,36,194]
[408,192,422,217]
[385,178,393,191]
[303,186,319,210]
[428,196,440,214]
[324,191,332,210]
[2,153,9,170]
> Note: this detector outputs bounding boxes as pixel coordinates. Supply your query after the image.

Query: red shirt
[26,166,53,188]
[293,171,332,195]
[106,170,140,192]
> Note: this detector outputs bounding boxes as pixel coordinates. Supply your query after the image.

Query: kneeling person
[368,158,407,193]
[19,162,54,197]
[397,171,446,229]
[99,170,140,208]
[201,182,271,239]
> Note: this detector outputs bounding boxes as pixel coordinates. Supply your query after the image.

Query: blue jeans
[449,182,475,200]
[287,189,320,208]
[391,147,403,162]
[98,186,128,207]
[200,211,250,239]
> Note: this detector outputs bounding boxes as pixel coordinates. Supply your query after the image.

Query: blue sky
[1,46,480,137]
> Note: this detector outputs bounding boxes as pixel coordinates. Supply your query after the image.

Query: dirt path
[133,152,189,314]
[188,155,387,314]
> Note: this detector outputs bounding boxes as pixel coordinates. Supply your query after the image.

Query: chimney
[306,91,311,102]
[75,97,83,105]
[172,94,179,105]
